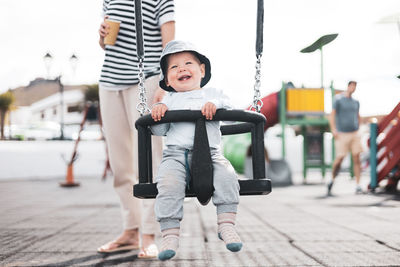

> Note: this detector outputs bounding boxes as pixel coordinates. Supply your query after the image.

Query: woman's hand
[99,16,109,50]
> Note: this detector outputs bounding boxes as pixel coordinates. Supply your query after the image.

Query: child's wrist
[152,102,165,109]
[208,99,218,107]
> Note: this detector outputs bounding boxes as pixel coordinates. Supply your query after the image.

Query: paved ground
[1,170,399,267]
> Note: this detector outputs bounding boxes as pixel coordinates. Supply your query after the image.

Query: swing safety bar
[134,109,272,199]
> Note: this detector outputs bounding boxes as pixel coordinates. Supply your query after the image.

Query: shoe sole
[97,244,140,253]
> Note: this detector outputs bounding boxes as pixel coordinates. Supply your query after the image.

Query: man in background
[328,81,363,196]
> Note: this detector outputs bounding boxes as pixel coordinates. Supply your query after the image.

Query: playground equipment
[279,82,335,181]
[265,159,292,186]
[243,155,292,187]
[133,0,271,205]
[369,102,400,192]
[223,91,279,175]
[223,91,292,186]
[226,81,359,184]
[300,34,338,88]
[277,33,340,181]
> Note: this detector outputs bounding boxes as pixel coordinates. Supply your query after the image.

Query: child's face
[165,51,205,92]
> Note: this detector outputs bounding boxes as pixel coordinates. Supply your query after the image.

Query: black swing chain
[136,58,150,116]
[251,0,264,113]
[251,54,263,113]
[134,0,150,116]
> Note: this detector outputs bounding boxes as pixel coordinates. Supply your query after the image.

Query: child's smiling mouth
[178,75,191,81]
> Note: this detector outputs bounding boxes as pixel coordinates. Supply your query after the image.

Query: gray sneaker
[355,185,363,194]
[327,181,334,196]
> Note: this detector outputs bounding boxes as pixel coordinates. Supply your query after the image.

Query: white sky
[0,0,399,116]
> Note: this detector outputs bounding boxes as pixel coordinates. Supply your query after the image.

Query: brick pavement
[0,173,399,267]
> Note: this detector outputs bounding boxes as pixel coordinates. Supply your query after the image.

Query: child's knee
[217,174,239,192]
[157,175,186,195]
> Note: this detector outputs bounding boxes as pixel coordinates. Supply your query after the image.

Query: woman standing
[97,0,175,258]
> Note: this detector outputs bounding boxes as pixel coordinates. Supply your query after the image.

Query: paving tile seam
[241,202,328,267]
[2,207,110,261]
[210,264,321,267]
[9,253,140,267]
[328,195,400,224]
[0,205,64,223]
[1,200,113,228]
[281,203,400,253]
[194,202,211,264]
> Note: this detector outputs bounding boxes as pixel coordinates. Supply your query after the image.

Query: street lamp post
[56,75,65,140]
[43,52,78,140]
[69,54,78,81]
[43,52,53,79]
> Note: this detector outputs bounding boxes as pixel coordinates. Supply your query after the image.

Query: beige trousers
[99,75,163,234]
[335,130,363,158]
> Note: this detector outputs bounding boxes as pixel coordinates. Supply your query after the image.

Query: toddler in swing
[151,40,242,261]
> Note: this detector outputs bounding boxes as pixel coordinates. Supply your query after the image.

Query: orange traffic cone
[60,163,80,187]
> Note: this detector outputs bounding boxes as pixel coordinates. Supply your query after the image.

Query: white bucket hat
[159,40,212,92]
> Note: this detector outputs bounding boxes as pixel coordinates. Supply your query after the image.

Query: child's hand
[151,103,168,121]
[202,102,217,120]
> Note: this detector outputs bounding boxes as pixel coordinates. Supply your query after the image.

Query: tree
[0,91,14,139]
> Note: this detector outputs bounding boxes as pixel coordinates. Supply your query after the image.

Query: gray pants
[155,146,240,231]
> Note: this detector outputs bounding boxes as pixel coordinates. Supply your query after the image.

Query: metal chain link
[136,58,150,116]
[251,55,263,113]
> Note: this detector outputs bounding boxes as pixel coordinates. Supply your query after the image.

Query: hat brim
[159,51,211,92]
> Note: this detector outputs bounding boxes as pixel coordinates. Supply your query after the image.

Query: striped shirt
[100,0,174,88]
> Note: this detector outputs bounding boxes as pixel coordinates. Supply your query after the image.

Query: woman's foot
[158,228,180,261]
[138,234,158,259]
[97,229,140,253]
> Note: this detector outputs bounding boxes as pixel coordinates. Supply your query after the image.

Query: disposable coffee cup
[104,19,121,45]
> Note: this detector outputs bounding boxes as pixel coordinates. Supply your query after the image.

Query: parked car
[70,124,103,141]
[6,122,61,140]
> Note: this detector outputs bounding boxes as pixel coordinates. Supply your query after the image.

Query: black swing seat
[134,109,272,204]
[134,178,271,198]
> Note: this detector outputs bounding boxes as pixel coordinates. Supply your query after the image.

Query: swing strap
[184,149,191,190]
[191,118,214,206]
[256,0,264,57]
[134,0,144,59]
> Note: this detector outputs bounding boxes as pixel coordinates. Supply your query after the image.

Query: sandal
[97,240,140,253]
[138,244,159,259]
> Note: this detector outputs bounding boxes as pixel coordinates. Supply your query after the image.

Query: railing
[370,102,400,188]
